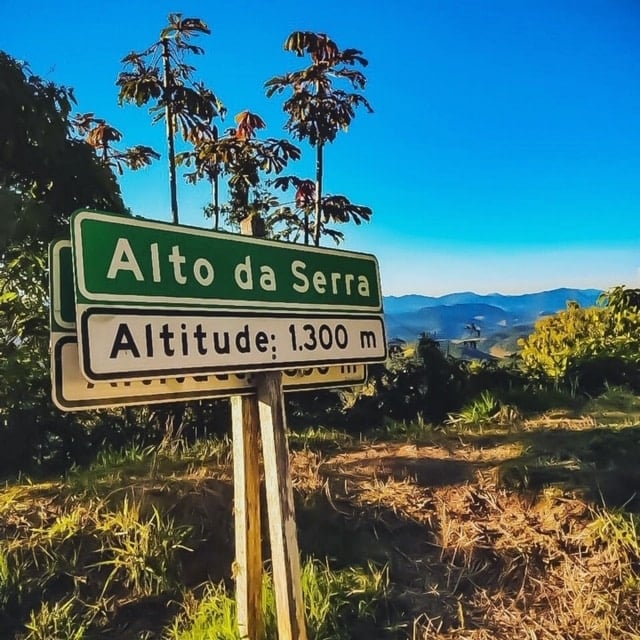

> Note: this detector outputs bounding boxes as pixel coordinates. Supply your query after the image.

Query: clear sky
[4,0,640,296]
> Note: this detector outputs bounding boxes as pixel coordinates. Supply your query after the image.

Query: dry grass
[298,418,640,639]
[2,416,640,638]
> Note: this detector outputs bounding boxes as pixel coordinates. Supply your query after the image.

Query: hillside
[384,288,601,342]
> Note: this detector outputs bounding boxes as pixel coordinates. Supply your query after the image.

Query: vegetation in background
[519,287,640,394]
[266,31,373,245]
[116,13,224,224]
[0,51,128,478]
[2,14,640,639]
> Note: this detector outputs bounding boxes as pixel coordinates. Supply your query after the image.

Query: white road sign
[78,308,385,382]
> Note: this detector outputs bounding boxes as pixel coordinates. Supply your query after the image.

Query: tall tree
[116,14,224,223]
[0,52,125,251]
[0,52,128,473]
[266,31,373,245]
[178,123,225,229]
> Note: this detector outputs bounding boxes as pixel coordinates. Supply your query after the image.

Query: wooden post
[233,213,307,640]
[232,213,266,640]
[256,371,308,640]
[232,395,264,640]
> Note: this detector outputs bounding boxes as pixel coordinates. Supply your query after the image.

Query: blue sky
[4,0,640,296]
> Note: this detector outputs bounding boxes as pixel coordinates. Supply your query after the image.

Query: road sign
[48,241,76,332]
[68,211,387,381]
[78,308,385,381]
[48,238,371,402]
[51,334,366,411]
[71,209,382,313]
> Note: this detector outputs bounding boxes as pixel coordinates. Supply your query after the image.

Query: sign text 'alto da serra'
[71,210,386,381]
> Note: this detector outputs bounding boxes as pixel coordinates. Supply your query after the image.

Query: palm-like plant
[177,123,226,229]
[266,31,373,245]
[270,176,371,245]
[116,14,224,223]
[183,111,300,231]
[73,113,160,175]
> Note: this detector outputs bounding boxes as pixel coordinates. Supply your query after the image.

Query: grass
[24,598,87,640]
[1,398,640,639]
[166,559,389,640]
[94,497,193,598]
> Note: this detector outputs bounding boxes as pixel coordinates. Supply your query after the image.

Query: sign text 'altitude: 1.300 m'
[80,308,385,381]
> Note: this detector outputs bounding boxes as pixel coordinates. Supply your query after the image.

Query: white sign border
[52,334,367,411]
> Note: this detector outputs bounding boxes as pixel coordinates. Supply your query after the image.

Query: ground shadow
[462,423,640,510]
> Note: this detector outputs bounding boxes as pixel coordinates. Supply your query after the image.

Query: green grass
[165,559,389,640]
[94,496,193,598]
[24,598,87,640]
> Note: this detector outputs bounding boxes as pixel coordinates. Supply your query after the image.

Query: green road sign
[48,240,76,332]
[71,210,382,313]
[51,334,366,411]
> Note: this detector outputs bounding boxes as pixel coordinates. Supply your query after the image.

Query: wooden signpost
[50,210,387,639]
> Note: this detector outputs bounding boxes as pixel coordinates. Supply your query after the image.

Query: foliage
[269,176,371,245]
[448,390,500,427]
[94,497,192,597]
[519,289,640,393]
[346,335,467,428]
[0,51,125,251]
[0,52,131,478]
[72,112,160,174]
[266,32,373,245]
[181,110,300,229]
[166,559,388,640]
[24,598,87,640]
[116,13,224,223]
[165,583,238,639]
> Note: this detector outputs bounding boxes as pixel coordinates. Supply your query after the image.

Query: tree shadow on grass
[463,423,640,511]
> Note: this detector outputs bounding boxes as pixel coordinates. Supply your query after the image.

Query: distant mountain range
[383,288,602,343]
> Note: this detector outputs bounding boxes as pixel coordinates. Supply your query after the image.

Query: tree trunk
[313,141,323,247]
[162,37,179,224]
[212,172,220,230]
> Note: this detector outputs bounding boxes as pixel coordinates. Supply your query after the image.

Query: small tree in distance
[179,110,300,231]
[266,31,373,245]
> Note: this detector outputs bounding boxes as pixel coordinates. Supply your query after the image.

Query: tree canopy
[0,51,125,252]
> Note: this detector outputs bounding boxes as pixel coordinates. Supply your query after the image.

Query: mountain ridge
[383,287,602,342]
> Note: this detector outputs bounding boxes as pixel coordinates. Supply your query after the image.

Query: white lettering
[107,238,144,281]
[259,265,277,291]
[331,271,342,294]
[357,275,370,297]
[150,243,161,282]
[291,260,309,293]
[345,273,354,295]
[235,256,253,290]
[312,270,326,293]
[168,245,187,284]
[193,258,214,286]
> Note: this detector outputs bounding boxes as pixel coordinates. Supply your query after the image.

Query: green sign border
[71,209,383,313]
[48,240,75,332]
